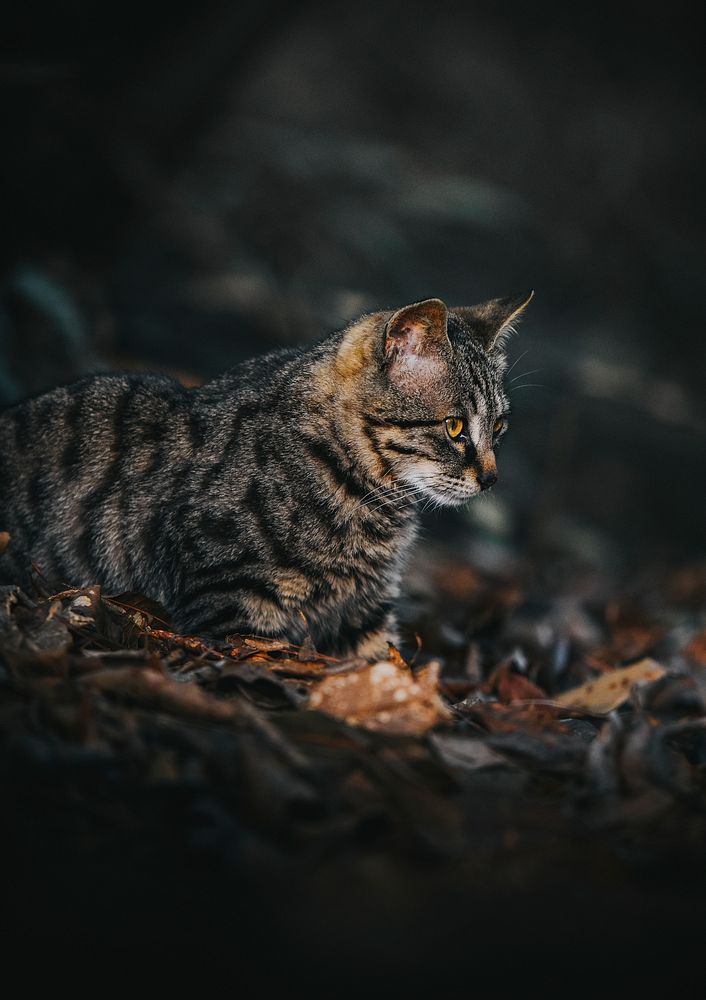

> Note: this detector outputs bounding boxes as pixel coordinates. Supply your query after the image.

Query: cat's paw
[354,628,400,663]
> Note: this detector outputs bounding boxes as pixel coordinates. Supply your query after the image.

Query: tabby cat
[0,293,532,658]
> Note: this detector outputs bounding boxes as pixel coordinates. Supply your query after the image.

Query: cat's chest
[274,515,416,611]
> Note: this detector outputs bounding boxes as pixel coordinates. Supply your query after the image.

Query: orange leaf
[309,659,449,735]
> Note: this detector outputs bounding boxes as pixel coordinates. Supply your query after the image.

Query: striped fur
[0,294,531,657]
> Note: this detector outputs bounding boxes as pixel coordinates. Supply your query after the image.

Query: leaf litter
[2,543,706,977]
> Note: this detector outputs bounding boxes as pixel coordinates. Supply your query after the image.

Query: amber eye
[493,418,506,439]
[445,417,465,440]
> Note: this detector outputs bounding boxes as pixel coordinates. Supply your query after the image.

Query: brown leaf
[79,664,237,721]
[587,602,664,669]
[553,659,666,714]
[297,632,318,662]
[386,643,409,668]
[267,658,326,677]
[242,635,293,653]
[145,627,216,654]
[685,631,706,667]
[107,592,172,628]
[309,659,449,735]
[494,665,546,704]
[458,700,566,734]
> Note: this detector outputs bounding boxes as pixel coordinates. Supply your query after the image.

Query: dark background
[2,1,706,984]
[2,0,705,579]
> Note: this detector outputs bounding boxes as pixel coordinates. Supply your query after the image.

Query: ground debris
[2,553,706,965]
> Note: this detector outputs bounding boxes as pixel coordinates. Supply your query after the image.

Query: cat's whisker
[348,475,443,517]
[353,483,421,513]
[352,484,405,510]
[367,482,430,508]
[505,349,529,377]
[509,368,542,384]
[357,480,398,505]
[364,487,427,514]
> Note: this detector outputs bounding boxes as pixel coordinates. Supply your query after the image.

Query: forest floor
[2,531,706,987]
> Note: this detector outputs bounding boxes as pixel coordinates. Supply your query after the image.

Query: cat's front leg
[349,605,400,662]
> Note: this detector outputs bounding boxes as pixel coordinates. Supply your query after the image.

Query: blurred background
[2,0,705,594]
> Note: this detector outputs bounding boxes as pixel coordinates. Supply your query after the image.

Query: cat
[0,292,532,658]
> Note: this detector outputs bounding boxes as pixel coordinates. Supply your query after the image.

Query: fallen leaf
[242,635,293,653]
[146,627,215,654]
[430,733,509,771]
[685,631,706,667]
[267,658,326,677]
[494,665,546,703]
[309,659,449,735]
[386,643,409,668]
[554,658,666,714]
[79,664,237,721]
[297,632,318,662]
[457,699,566,734]
[107,592,172,628]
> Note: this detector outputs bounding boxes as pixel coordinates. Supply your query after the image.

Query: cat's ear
[453,290,534,353]
[383,298,451,392]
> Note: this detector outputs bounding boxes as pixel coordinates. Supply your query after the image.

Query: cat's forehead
[445,312,505,412]
[446,311,495,359]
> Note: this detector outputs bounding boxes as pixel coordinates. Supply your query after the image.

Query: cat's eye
[445,417,465,440]
[492,418,507,440]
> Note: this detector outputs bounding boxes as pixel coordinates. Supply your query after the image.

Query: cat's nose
[477,469,497,491]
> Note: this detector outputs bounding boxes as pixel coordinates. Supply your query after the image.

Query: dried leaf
[495,666,546,703]
[386,643,409,668]
[146,627,215,654]
[430,733,509,771]
[79,664,237,721]
[459,699,566,734]
[685,631,706,667]
[242,635,292,653]
[554,658,666,714]
[267,658,325,677]
[587,602,664,669]
[297,632,318,662]
[309,659,449,734]
[217,659,310,707]
[66,586,102,626]
[107,592,172,628]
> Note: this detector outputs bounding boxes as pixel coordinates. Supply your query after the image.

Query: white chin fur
[429,488,480,508]
[398,469,479,507]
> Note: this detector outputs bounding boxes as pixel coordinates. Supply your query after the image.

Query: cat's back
[0,371,198,590]
[0,371,193,486]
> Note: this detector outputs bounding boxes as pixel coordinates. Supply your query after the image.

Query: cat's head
[338,291,533,506]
